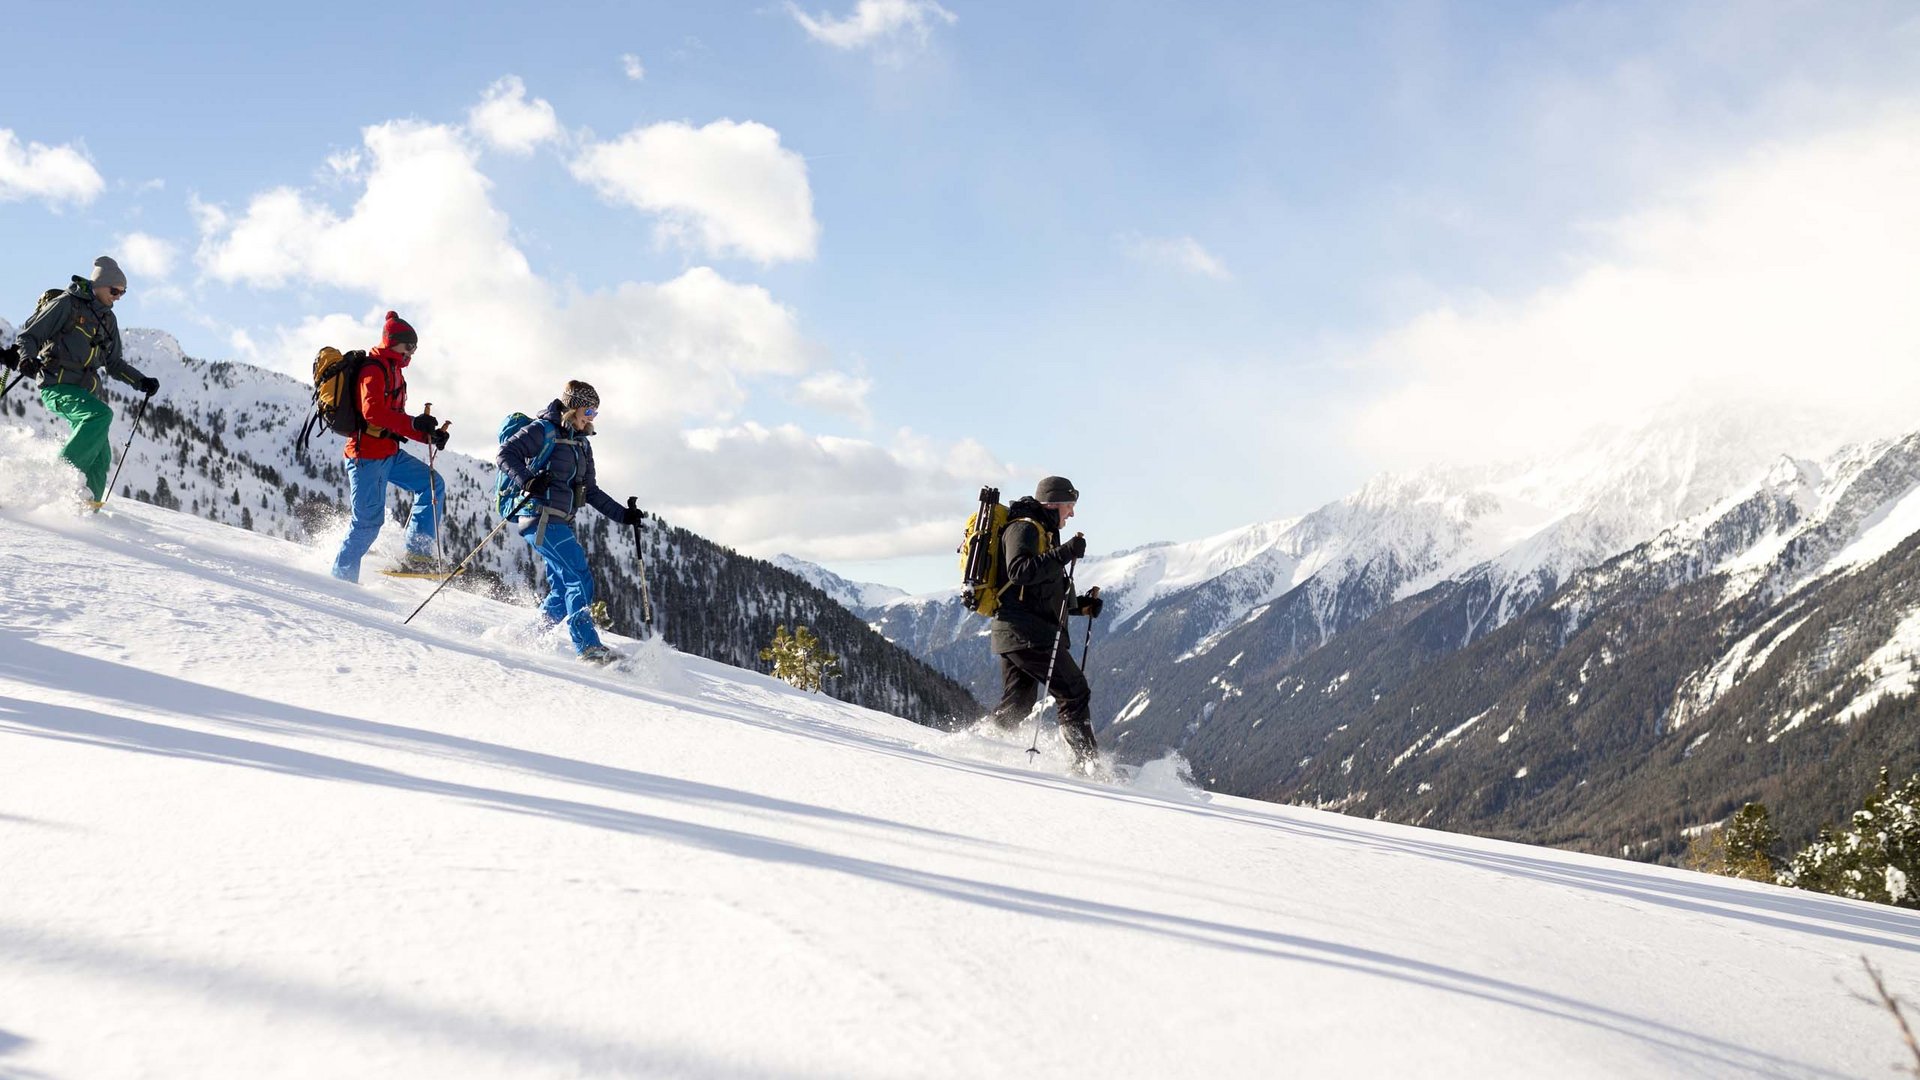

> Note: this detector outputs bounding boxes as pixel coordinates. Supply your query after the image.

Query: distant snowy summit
[769,554,909,611]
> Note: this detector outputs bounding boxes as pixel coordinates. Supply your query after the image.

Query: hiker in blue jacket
[497,380,644,664]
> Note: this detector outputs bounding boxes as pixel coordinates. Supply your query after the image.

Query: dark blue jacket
[497,400,624,522]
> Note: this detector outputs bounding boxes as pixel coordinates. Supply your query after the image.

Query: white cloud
[658,422,1008,560]
[192,119,984,562]
[325,149,362,178]
[786,0,956,54]
[1351,107,1920,468]
[0,129,105,206]
[793,370,874,425]
[196,187,336,287]
[116,232,178,280]
[621,54,646,81]
[571,119,819,264]
[467,76,561,156]
[1122,234,1232,281]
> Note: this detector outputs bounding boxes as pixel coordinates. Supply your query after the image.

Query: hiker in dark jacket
[989,475,1104,767]
[329,311,449,583]
[8,256,158,503]
[497,380,644,664]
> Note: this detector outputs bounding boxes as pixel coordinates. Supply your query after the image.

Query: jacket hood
[1007,495,1058,531]
[368,344,412,369]
[540,398,595,436]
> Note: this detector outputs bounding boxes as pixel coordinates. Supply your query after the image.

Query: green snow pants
[40,385,115,501]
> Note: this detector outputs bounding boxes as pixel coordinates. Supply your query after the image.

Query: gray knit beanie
[1035,475,1079,503]
[561,380,600,411]
[90,256,127,291]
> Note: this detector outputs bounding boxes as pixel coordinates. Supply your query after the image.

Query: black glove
[0,344,17,369]
[428,428,449,451]
[622,504,646,526]
[523,475,550,499]
[16,355,41,379]
[138,376,160,396]
[411,413,438,435]
[1057,533,1088,562]
[1078,594,1104,619]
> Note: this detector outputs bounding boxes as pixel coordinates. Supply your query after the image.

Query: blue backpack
[495,412,558,518]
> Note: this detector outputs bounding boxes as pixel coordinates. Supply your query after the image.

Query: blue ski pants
[519,519,603,654]
[331,451,444,582]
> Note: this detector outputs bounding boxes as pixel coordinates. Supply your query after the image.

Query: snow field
[1,489,1918,1078]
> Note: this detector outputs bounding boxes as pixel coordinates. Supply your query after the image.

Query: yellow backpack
[958,487,1051,617]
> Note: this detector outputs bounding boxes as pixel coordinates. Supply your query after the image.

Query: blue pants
[520,519,603,653]
[331,451,444,582]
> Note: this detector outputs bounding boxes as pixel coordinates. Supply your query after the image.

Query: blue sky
[6,1,1920,591]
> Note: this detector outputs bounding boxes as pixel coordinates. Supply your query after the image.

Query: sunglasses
[582,406,600,419]
[106,287,126,298]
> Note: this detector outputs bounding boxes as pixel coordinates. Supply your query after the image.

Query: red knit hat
[381,310,417,349]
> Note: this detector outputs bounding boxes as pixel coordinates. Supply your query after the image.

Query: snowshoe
[381,552,451,580]
[579,645,623,666]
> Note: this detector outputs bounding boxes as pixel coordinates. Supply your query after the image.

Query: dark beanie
[381,310,418,349]
[561,380,600,411]
[1036,475,1079,503]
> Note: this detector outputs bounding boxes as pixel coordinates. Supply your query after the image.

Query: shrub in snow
[1687,802,1780,882]
[1779,768,1920,909]
[761,624,841,693]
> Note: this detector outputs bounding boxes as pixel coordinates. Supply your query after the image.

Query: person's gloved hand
[523,475,551,499]
[1057,533,1088,562]
[1078,593,1104,619]
[0,344,18,369]
[622,503,646,526]
[428,428,449,451]
[17,355,41,379]
[411,413,438,436]
[138,376,160,396]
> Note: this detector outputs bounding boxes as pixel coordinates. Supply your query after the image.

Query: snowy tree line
[1690,767,1920,909]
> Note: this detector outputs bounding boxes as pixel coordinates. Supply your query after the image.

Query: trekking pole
[403,493,533,625]
[99,393,152,509]
[1026,562,1079,763]
[626,496,655,629]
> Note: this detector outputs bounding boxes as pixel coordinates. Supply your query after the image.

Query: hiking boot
[1059,718,1098,767]
[386,551,445,575]
[580,644,621,666]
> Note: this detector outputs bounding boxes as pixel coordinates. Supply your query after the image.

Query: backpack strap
[528,420,559,473]
[359,356,399,440]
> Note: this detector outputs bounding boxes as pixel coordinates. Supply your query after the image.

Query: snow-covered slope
[0,322,980,727]
[2,460,1914,1078]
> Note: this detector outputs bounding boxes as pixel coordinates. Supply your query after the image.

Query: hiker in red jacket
[328,311,448,582]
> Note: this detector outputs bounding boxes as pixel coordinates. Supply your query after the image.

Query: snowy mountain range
[808,404,1920,858]
[7,477,1912,1077]
[10,315,1918,864]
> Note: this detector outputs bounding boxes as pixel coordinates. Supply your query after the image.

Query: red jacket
[344,346,422,461]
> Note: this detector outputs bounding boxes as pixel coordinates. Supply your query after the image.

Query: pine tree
[1780,768,1920,908]
[1723,803,1780,881]
[760,624,841,693]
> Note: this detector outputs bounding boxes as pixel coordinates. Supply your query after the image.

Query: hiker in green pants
[11,256,159,503]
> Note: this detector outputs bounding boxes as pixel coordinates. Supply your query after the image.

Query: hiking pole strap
[403,493,534,625]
